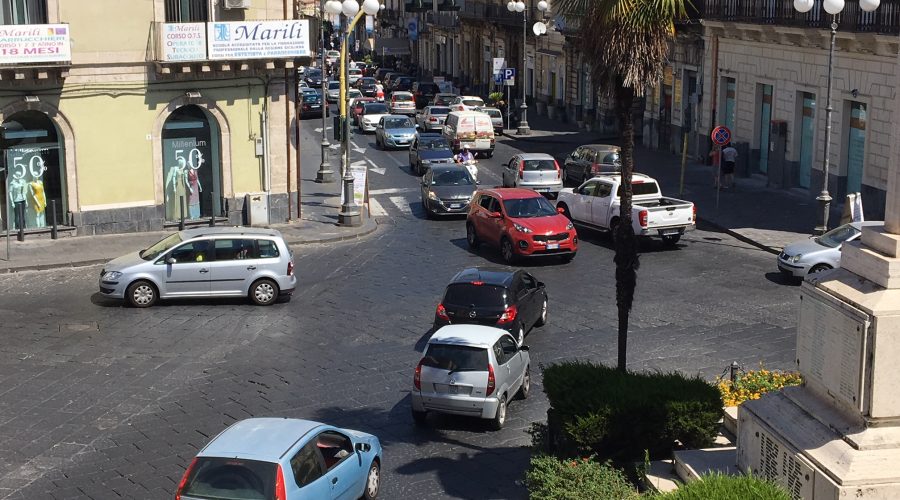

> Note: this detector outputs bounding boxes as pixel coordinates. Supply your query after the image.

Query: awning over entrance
[374,38,411,56]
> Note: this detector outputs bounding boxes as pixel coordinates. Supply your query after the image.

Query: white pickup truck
[556,173,696,245]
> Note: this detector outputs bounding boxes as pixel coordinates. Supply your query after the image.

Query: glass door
[798,92,815,189]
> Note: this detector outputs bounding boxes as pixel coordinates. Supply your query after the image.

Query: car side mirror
[556,207,565,214]
[520,345,530,352]
[476,180,481,185]
[537,281,545,288]
[166,257,176,264]
[355,442,371,453]
[489,211,502,219]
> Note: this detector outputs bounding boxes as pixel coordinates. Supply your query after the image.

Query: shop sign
[207,20,311,60]
[0,24,71,64]
[159,23,207,61]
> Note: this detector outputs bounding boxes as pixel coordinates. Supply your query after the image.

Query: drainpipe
[262,92,272,225]
[708,33,719,140]
[284,0,293,221]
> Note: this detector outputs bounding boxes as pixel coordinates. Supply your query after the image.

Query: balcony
[703,0,900,34]
[458,0,534,27]
[0,24,71,82]
[426,10,459,28]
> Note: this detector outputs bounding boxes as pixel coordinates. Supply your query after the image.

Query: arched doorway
[1,110,66,230]
[161,105,222,221]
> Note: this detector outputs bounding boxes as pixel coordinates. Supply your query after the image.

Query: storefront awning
[374,38,411,56]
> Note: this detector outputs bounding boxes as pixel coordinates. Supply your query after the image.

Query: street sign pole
[710,125,731,211]
[507,84,511,131]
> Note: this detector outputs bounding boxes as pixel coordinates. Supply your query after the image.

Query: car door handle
[199,268,209,273]
[246,266,256,270]
[332,477,338,485]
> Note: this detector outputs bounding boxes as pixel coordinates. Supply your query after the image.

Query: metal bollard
[209,191,216,227]
[179,196,185,231]
[16,202,24,242]
[244,193,251,226]
[729,361,740,384]
[50,200,58,240]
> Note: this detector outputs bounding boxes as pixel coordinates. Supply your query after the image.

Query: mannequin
[28,156,47,227]
[8,164,27,230]
[164,157,188,220]
[187,163,202,219]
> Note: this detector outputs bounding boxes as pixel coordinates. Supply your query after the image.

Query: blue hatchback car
[176,418,382,500]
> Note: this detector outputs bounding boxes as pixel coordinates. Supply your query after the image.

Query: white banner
[159,23,206,61]
[0,24,71,64]
[207,20,311,60]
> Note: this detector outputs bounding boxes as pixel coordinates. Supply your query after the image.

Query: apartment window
[165,0,208,23]
[797,92,816,189]
[722,77,736,132]
[0,0,47,24]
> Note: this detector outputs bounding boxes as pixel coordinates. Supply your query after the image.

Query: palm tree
[557,0,689,371]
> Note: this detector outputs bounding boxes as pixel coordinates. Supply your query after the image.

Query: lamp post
[793,0,881,234]
[337,0,382,227]
[507,0,529,135]
[317,1,343,183]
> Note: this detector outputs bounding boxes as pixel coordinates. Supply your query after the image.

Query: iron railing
[703,0,900,34]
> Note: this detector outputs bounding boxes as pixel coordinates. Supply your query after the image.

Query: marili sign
[159,23,206,61]
[207,20,310,60]
[0,24,71,64]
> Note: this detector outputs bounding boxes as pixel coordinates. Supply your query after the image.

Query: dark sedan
[409,133,454,175]
[420,165,477,218]
[304,68,323,87]
[357,77,378,97]
[298,91,326,119]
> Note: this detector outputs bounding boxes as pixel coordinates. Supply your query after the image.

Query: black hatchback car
[433,267,548,346]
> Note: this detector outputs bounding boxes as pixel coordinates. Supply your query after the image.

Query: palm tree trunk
[614,83,639,372]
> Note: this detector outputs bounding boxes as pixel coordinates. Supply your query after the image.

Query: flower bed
[717,366,802,407]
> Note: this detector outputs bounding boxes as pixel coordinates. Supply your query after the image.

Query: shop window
[165,0,208,23]
[0,0,46,24]
[1,110,66,230]
[162,105,221,221]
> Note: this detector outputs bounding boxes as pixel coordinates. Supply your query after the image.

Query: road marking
[389,196,413,215]
[368,198,387,217]
[365,157,386,175]
[384,154,406,167]
[369,187,417,195]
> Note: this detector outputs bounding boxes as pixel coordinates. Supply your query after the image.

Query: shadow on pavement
[765,271,801,287]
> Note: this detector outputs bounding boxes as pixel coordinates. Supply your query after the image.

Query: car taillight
[414,359,423,390]
[692,204,697,222]
[486,363,496,396]
[436,303,450,321]
[497,304,517,325]
[275,464,286,500]
[287,261,294,277]
[591,162,600,174]
[518,160,525,179]
[639,209,648,228]
[554,160,561,179]
[175,457,198,500]
[429,117,437,122]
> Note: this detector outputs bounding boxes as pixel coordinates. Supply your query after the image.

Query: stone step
[643,459,681,493]
[723,405,738,437]
[673,447,738,483]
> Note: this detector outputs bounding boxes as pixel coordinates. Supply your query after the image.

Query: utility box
[247,193,269,226]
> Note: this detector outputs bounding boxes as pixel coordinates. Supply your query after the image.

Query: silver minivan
[411,325,530,430]
[501,153,564,195]
[99,227,296,308]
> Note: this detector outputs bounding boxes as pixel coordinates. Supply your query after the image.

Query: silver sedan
[777,221,882,278]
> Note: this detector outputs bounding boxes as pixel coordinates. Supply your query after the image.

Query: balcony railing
[703,0,900,34]
[458,0,534,26]
[426,11,459,28]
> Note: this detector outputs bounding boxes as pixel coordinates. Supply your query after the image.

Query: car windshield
[429,107,450,115]
[141,232,183,261]
[503,197,558,218]
[328,82,340,90]
[463,99,484,107]
[422,344,488,372]
[306,69,321,77]
[443,283,507,307]
[360,78,376,85]
[432,169,474,186]
[816,224,860,248]
[616,182,659,197]
[365,104,388,113]
[385,118,412,128]
[420,137,450,150]
[521,159,557,171]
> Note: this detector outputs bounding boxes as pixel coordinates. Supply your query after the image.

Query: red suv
[466,188,577,263]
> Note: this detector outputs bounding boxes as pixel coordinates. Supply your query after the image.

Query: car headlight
[513,223,532,233]
[102,271,123,281]
[427,190,438,201]
[789,254,803,263]
[566,222,575,230]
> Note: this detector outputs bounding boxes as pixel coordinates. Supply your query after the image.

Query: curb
[500,131,619,145]
[0,258,110,274]
[285,218,378,246]
[697,217,780,255]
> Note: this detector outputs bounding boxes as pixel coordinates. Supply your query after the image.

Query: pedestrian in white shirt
[721,143,738,189]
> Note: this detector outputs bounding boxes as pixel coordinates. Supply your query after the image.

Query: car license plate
[546,242,559,250]
[475,139,490,149]
[534,188,548,192]
[661,229,680,236]
[449,203,462,209]
[448,385,458,394]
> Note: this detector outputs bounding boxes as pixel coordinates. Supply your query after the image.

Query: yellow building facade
[0,0,305,236]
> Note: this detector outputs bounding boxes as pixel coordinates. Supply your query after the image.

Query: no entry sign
[711,126,731,146]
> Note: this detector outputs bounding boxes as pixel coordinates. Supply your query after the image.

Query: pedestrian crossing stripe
[389,196,413,215]
[368,198,387,217]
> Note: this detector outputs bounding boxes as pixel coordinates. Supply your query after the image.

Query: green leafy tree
[557,0,689,371]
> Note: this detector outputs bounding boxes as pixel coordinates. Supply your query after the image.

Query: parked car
[416,105,451,132]
[358,102,390,132]
[389,91,416,115]
[98,227,296,307]
[411,324,531,429]
[777,221,882,278]
[299,90,326,119]
[409,133,455,175]
[176,418,382,499]
[326,80,341,103]
[375,115,417,149]
[466,188,577,264]
[501,153,563,195]
[412,81,441,108]
[443,111,495,157]
[475,106,504,133]
[357,77,379,97]
[348,67,363,85]
[431,93,458,106]
[421,164,478,218]
[562,144,621,185]
[449,95,485,112]
[556,173,695,246]
[432,267,549,346]
[351,97,377,126]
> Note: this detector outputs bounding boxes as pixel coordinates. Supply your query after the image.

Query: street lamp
[317,0,343,183]
[507,0,528,135]
[337,0,382,226]
[793,0,880,234]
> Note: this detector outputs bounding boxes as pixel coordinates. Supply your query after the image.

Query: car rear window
[599,152,620,164]
[393,94,413,102]
[483,109,502,118]
[423,344,488,372]
[181,457,277,500]
[430,107,450,115]
[328,82,340,89]
[463,99,484,107]
[521,159,556,171]
[360,78,376,84]
[365,103,388,113]
[617,182,659,197]
[443,283,507,307]
[303,94,319,103]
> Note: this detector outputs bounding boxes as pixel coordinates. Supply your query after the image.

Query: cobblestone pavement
[0,111,801,499]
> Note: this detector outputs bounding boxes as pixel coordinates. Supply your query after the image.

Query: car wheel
[558,203,572,220]
[515,324,525,347]
[561,168,568,185]
[249,278,279,306]
[412,409,428,426]
[363,460,380,499]
[466,223,480,249]
[809,263,833,274]
[501,237,517,264]
[490,395,507,430]
[535,299,548,327]
[662,234,681,246]
[516,366,531,400]
[485,150,494,158]
[126,280,157,308]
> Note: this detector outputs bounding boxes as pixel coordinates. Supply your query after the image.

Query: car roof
[429,164,468,173]
[458,95,483,100]
[480,187,546,200]
[429,324,512,348]
[514,153,555,161]
[393,91,413,96]
[449,266,517,287]
[200,418,324,461]
[418,132,444,138]
[586,173,653,183]
[181,227,283,239]
[581,144,620,151]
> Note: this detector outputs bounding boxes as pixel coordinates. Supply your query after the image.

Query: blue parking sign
[494,73,503,84]
[503,68,516,80]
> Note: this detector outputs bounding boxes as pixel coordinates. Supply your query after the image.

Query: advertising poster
[0,24,71,64]
[365,15,374,36]
[340,164,368,206]
[160,23,206,61]
[5,145,55,230]
[162,137,211,220]
[208,20,311,60]
[407,18,418,41]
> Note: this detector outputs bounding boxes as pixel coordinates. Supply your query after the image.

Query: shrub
[526,455,640,500]
[649,472,791,500]
[717,365,802,407]
[541,362,721,461]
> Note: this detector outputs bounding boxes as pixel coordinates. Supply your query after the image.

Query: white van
[442,111,495,157]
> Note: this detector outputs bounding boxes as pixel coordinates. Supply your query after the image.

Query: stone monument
[736,76,900,499]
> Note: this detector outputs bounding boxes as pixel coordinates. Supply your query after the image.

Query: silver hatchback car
[411,325,530,430]
[501,153,564,195]
[99,227,296,307]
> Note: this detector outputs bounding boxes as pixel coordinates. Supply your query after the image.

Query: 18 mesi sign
[0,24,71,64]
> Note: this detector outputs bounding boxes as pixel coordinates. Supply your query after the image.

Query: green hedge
[541,361,722,461]
[526,455,640,500]
[649,473,791,500]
